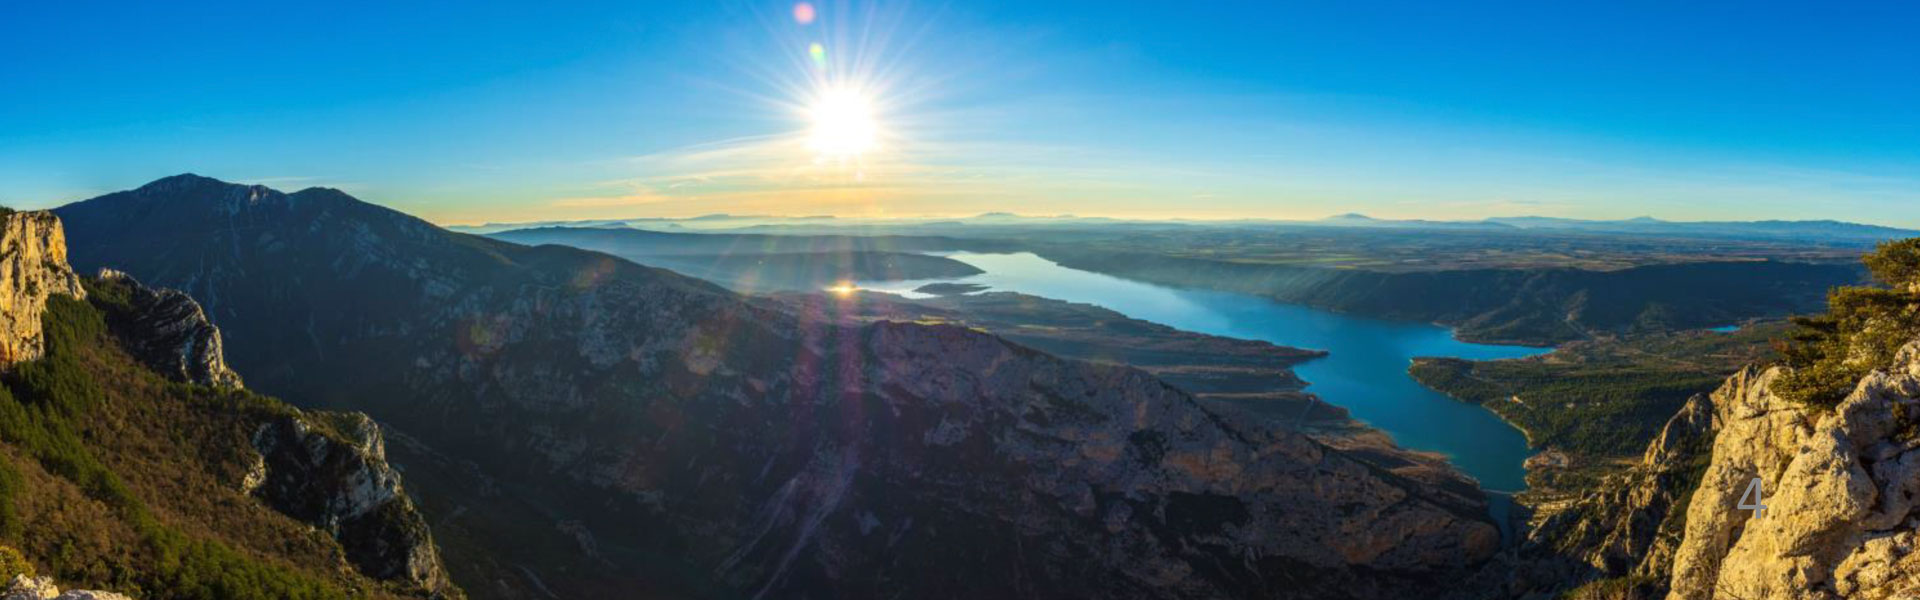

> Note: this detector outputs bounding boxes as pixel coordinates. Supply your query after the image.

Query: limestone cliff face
[0,212,85,365]
[1665,340,1920,600]
[95,268,242,388]
[250,413,458,598]
[1522,339,1920,600]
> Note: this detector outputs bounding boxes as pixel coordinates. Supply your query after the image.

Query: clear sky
[4,1,1917,226]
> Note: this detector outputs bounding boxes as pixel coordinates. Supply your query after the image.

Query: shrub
[1775,238,1920,408]
[0,545,32,581]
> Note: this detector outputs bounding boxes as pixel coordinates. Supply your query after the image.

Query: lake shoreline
[861,251,1551,492]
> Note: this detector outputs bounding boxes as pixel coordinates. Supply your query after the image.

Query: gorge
[1,174,1912,599]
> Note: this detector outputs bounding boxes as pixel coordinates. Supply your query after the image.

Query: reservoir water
[862,252,1549,491]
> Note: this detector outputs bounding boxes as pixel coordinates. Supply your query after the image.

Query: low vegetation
[1774,238,1920,408]
[0,544,32,581]
[0,290,415,599]
[1558,575,1663,600]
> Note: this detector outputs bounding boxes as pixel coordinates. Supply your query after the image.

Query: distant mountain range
[1318,212,1918,242]
[1478,214,1919,242]
[453,211,1918,246]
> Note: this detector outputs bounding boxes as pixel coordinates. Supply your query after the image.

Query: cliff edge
[1665,341,1920,599]
[0,210,460,598]
[0,211,85,364]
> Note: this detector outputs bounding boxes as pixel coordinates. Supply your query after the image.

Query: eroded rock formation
[95,268,242,388]
[0,212,85,365]
[250,413,457,597]
[1666,341,1920,599]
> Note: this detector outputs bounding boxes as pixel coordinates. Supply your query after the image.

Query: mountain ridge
[55,174,1509,599]
[451,210,1919,244]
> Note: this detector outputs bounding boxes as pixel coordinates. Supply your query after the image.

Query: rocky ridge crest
[249,413,457,596]
[94,268,242,388]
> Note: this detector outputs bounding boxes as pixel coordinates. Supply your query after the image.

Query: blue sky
[3,1,1917,226]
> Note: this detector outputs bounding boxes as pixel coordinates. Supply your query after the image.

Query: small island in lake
[913,282,990,296]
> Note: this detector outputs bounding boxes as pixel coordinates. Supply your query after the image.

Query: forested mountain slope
[0,210,457,599]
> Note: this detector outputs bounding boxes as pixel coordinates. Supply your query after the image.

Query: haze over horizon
[5,1,1918,227]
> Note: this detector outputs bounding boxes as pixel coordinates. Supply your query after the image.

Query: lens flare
[792,2,816,25]
[808,42,827,71]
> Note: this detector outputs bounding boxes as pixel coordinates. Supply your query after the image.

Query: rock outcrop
[1664,340,1920,600]
[1513,338,1920,600]
[250,413,458,597]
[3,575,132,600]
[95,268,242,388]
[0,211,85,365]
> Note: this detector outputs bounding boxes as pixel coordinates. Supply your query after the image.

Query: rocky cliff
[0,211,85,364]
[55,174,1506,599]
[94,268,241,388]
[249,413,456,596]
[1664,341,1920,599]
[1516,339,1920,600]
[0,209,460,598]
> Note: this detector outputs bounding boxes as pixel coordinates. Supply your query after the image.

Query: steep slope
[0,211,458,598]
[1512,239,1920,600]
[1502,394,1716,599]
[57,175,1502,599]
[1664,347,1920,599]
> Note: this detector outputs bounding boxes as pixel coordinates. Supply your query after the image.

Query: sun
[806,87,879,158]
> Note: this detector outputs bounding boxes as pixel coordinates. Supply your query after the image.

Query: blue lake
[861,252,1549,491]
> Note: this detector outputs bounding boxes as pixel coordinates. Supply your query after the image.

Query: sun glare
[807,87,880,158]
